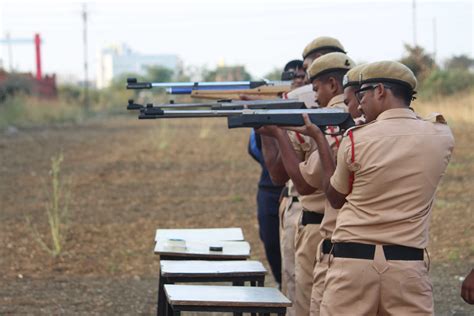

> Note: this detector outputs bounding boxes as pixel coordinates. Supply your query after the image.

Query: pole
[82,3,89,109]
[433,18,437,65]
[34,33,42,80]
[6,32,13,71]
[412,0,417,46]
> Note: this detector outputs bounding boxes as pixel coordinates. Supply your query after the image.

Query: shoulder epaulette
[422,112,447,124]
[343,122,368,137]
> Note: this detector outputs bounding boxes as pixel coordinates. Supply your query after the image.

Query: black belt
[281,186,289,197]
[301,210,323,226]
[291,196,299,203]
[322,239,333,254]
[333,242,424,261]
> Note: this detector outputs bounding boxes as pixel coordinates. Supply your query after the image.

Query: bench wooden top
[160,260,266,277]
[154,240,251,259]
[155,227,244,242]
[164,285,292,307]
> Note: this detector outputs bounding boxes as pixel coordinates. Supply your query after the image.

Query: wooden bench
[157,260,267,316]
[164,284,291,315]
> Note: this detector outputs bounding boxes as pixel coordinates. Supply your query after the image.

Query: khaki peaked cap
[359,61,417,91]
[343,64,366,88]
[307,52,355,82]
[302,36,345,59]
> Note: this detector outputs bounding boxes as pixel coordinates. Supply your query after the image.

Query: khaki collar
[327,94,345,108]
[376,107,417,121]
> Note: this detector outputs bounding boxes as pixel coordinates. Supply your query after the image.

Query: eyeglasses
[354,84,392,103]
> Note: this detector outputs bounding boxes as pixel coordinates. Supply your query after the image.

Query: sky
[0,0,472,82]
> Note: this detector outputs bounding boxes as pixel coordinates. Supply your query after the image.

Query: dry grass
[0,96,85,128]
[415,91,474,126]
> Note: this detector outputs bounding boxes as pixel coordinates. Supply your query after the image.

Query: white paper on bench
[155,227,244,242]
[154,240,251,257]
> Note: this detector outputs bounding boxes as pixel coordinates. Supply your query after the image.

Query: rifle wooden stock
[190,85,291,100]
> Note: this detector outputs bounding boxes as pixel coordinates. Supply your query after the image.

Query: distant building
[96,43,180,89]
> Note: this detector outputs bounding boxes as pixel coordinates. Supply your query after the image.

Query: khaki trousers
[320,245,433,316]
[309,241,332,316]
[294,215,323,316]
[279,199,302,316]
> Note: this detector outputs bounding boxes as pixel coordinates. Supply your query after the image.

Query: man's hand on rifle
[255,125,284,138]
[239,94,260,101]
[281,113,322,139]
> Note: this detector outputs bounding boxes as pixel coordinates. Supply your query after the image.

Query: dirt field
[0,105,473,315]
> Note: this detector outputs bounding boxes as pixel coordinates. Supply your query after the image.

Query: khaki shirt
[286,84,318,108]
[287,179,299,197]
[285,84,318,200]
[330,108,454,248]
[287,130,323,213]
[299,94,348,234]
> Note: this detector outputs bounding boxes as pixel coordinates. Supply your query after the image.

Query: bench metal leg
[167,302,179,316]
[157,276,165,316]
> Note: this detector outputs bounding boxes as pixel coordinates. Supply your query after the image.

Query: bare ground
[0,114,472,315]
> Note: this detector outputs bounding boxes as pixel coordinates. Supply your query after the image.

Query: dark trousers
[256,187,282,285]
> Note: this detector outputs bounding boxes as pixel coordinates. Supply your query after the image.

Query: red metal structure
[34,34,42,80]
[0,33,43,80]
[0,33,56,98]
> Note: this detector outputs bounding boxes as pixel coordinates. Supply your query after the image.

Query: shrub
[420,69,474,98]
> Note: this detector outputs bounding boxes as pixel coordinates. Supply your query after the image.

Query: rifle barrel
[139,108,344,119]
[126,77,290,93]
[126,99,305,111]
[133,102,355,132]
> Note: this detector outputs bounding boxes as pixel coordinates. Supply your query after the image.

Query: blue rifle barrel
[167,84,252,94]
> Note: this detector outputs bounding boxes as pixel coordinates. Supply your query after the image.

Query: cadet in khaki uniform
[262,37,346,316]
[292,61,455,315]
[260,50,353,316]
[297,63,365,316]
[342,64,366,125]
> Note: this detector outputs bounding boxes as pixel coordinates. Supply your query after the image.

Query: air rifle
[126,99,305,111]
[127,100,355,133]
[126,78,291,100]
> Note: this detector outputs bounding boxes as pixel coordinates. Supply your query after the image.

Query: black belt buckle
[301,210,324,226]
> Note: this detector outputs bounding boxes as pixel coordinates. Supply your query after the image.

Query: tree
[144,65,174,83]
[399,44,436,81]
[0,73,34,102]
[203,66,252,82]
[263,68,282,81]
[445,55,474,71]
